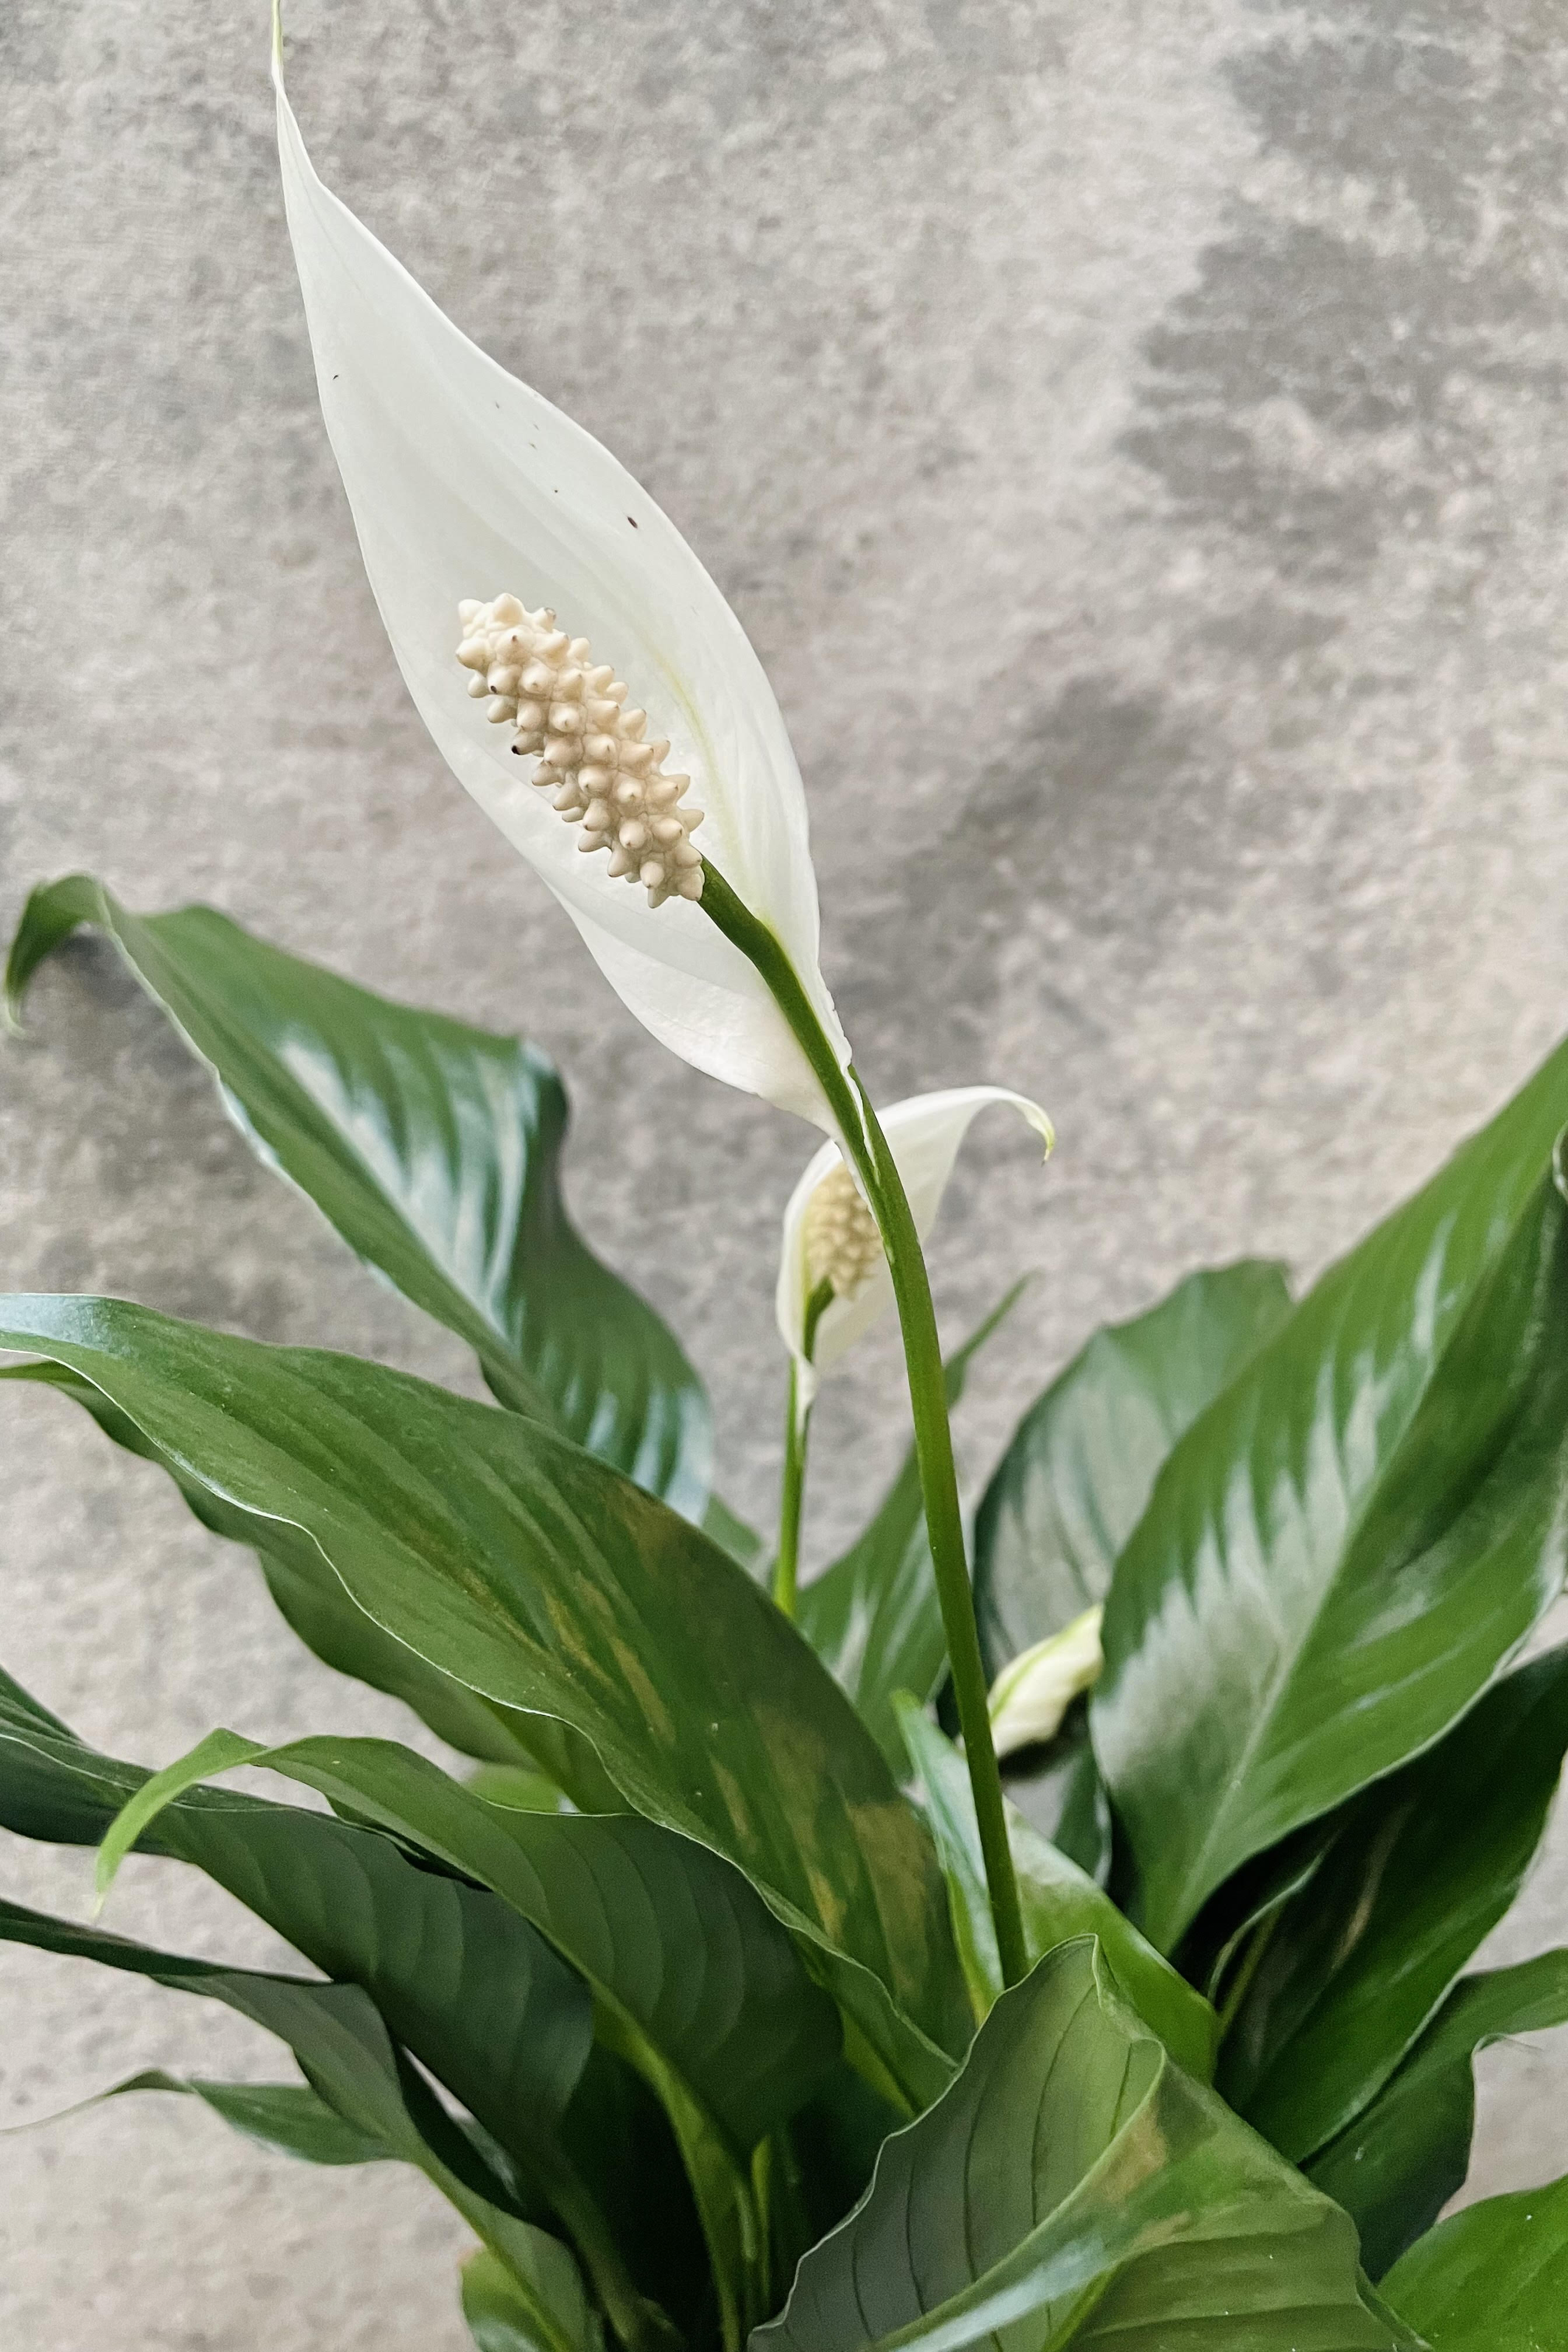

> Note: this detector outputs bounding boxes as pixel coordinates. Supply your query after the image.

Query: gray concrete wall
[4,0,1568,2342]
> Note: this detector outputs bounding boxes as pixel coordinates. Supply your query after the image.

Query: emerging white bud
[455,595,705,907]
[803,1163,883,1301]
[987,1606,1105,1758]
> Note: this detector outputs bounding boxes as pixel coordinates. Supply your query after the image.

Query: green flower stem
[699,861,1027,1987]
[774,1367,810,1617]
[774,1278,833,1618]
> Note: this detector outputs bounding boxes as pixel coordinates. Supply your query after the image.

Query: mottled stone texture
[4,0,1568,2341]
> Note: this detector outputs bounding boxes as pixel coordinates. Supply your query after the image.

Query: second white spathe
[776,1085,1054,1406]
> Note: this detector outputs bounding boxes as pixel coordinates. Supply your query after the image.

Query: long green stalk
[773,1365,809,1617]
[773,1278,832,1618]
[699,862,1027,1986]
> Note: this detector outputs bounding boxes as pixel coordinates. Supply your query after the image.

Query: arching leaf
[0,1896,596,2352]
[1095,1051,1568,1950]
[1307,1952,1568,2280]
[5,875,710,1516]
[0,1296,967,2106]
[754,1938,1413,2352]
[1219,1647,1568,2161]
[974,1261,1292,1676]
[1382,2169,1568,2351]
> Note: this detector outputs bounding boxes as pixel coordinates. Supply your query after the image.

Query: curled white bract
[987,1607,1105,1757]
[272,37,849,1126]
[775,1086,1054,1405]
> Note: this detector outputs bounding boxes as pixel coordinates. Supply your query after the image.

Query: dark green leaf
[1094,1055,1568,1950]
[1308,1952,1568,2280]
[1220,1648,1568,2161]
[895,1699,1217,2081]
[1382,2169,1568,2350]
[1175,1817,1337,2007]
[150,2074,400,2165]
[0,1895,596,2352]
[0,1672,831,2340]
[0,1691,593,2146]
[702,1494,766,1581]
[3,2068,398,2166]
[556,2049,711,2347]
[782,2065,907,2262]
[754,1937,1414,2352]
[466,2246,603,2352]
[0,1297,967,2104]
[1002,1730,1111,1885]
[5,875,709,1514]
[798,1284,1026,1774]
[1,1356,623,1800]
[974,1262,1292,1678]
[65,1706,840,2162]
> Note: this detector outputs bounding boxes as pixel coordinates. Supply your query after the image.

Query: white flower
[272,35,849,1126]
[775,1086,1054,1406]
[986,1607,1105,1756]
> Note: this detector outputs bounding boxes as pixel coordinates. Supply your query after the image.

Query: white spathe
[775,1086,1054,1402]
[272,40,849,1127]
[988,1608,1105,1758]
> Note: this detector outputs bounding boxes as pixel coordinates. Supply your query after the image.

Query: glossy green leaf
[1095,1051,1568,1950]
[3,1349,624,1804]
[1382,2169,1568,2350]
[1308,1952,1568,2280]
[754,1937,1413,2352]
[798,1284,1026,1774]
[5,874,710,1515]
[0,1296,967,2104]
[62,1704,839,2162]
[973,1262,1292,1680]
[0,1895,595,2352]
[555,2048,712,2347]
[702,1494,767,1582]
[999,1732,1111,1884]
[1220,1647,1568,2161]
[4,2067,398,2166]
[145,2073,400,2164]
[0,1671,685,2350]
[0,1665,831,2340]
[1175,1815,1336,2008]
[779,2063,907,2269]
[466,2246,603,2352]
[895,1699,1217,2081]
[0,1693,594,2141]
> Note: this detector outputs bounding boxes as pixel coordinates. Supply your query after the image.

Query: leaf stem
[774,1278,832,1617]
[774,1368,809,1617]
[699,860,1027,1986]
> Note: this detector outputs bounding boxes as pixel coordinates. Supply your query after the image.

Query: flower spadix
[775,1086,1054,1402]
[272,33,849,1125]
[456,595,705,909]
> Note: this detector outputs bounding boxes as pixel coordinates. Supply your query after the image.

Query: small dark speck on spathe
[628,516,639,528]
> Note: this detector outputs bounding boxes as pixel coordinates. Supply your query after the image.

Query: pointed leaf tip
[95,1728,263,1905]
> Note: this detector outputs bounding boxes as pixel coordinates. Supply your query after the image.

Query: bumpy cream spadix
[776,1086,1055,1401]
[804,1164,883,1300]
[456,596,704,908]
[272,35,849,1126]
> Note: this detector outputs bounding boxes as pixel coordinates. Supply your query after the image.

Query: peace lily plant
[3,19,1568,2352]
